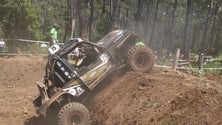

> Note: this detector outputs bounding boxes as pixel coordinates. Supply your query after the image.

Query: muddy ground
[0,56,222,125]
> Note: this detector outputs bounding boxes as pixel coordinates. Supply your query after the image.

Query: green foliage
[0,0,43,40]
[0,24,3,37]
[0,0,222,59]
[182,56,222,74]
[25,43,48,54]
[93,14,111,41]
[203,60,222,74]
[3,40,45,54]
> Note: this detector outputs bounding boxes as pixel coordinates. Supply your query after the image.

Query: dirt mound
[88,68,222,125]
[0,56,46,125]
[0,56,222,125]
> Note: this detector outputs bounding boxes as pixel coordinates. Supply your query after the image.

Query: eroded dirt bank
[0,56,222,125]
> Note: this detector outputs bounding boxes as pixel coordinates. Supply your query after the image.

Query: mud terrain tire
[127,46,154,72]
[58,102,89,125]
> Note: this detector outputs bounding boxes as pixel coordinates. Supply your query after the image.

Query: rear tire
[127,46,154,72]
[58,102,89,125]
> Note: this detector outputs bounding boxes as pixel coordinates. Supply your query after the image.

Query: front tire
[58,102,89,125]
[127,46,155,72]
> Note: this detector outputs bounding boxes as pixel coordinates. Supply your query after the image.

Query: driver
[72,46,86,67]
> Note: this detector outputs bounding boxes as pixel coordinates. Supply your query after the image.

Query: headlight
[68,88,76,96]
[64,86,85,97]
[65,72,72,79]
[64,71,69,76]
[68,75,72,79]
[76,87,84,94]
[61,67,65,71]
[56,61,62,67]
[70,73,76,78]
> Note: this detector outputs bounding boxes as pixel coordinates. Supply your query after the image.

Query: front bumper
[32,82,49,116]
[33,82,66,116]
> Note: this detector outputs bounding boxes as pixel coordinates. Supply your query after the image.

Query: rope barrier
[155,64,222,70]
[0,53,47,56]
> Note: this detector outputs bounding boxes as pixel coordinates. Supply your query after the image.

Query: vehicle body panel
[33,29,146,116]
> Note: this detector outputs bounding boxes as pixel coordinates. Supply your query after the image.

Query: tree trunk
[214,15,221,54]
[143,0,152,42]
[209,2,218,49]
[167,0,177,56]
[182,0,192,60]
[88,0,94,41]
[71,0,77,38]
[190,24,199,53]
[134,0,142,33]
[158,2,164,53]
[110,0,120,30]
[149,0,161,50]
[77,0,84,37]
[109,0,112,19]
[200,0,214,54]
[63,0,72,41]
[101,0,106,16]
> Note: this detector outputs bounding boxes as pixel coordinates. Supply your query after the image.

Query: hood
[97,29,132,50]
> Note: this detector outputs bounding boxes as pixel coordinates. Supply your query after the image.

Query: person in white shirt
[0,39,5,53]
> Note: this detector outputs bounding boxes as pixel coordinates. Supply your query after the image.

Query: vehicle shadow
[24,114,57,125]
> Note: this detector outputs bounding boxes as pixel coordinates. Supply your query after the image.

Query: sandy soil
[0,56,222,125]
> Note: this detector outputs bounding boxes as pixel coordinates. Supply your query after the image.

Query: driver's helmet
[73,47,80,57]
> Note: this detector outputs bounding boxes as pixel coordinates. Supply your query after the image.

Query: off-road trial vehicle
[33,29,155,125]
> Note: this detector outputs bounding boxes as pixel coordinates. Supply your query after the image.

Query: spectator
[50,23,60,46]
[0,39,5,53]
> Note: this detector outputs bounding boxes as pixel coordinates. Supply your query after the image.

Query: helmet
[53,23,60,29]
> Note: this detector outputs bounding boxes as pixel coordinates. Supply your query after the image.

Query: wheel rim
[135,52,149,68]
[67,111,84,125]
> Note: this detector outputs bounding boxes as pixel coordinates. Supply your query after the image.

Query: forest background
[0,0,222,60]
